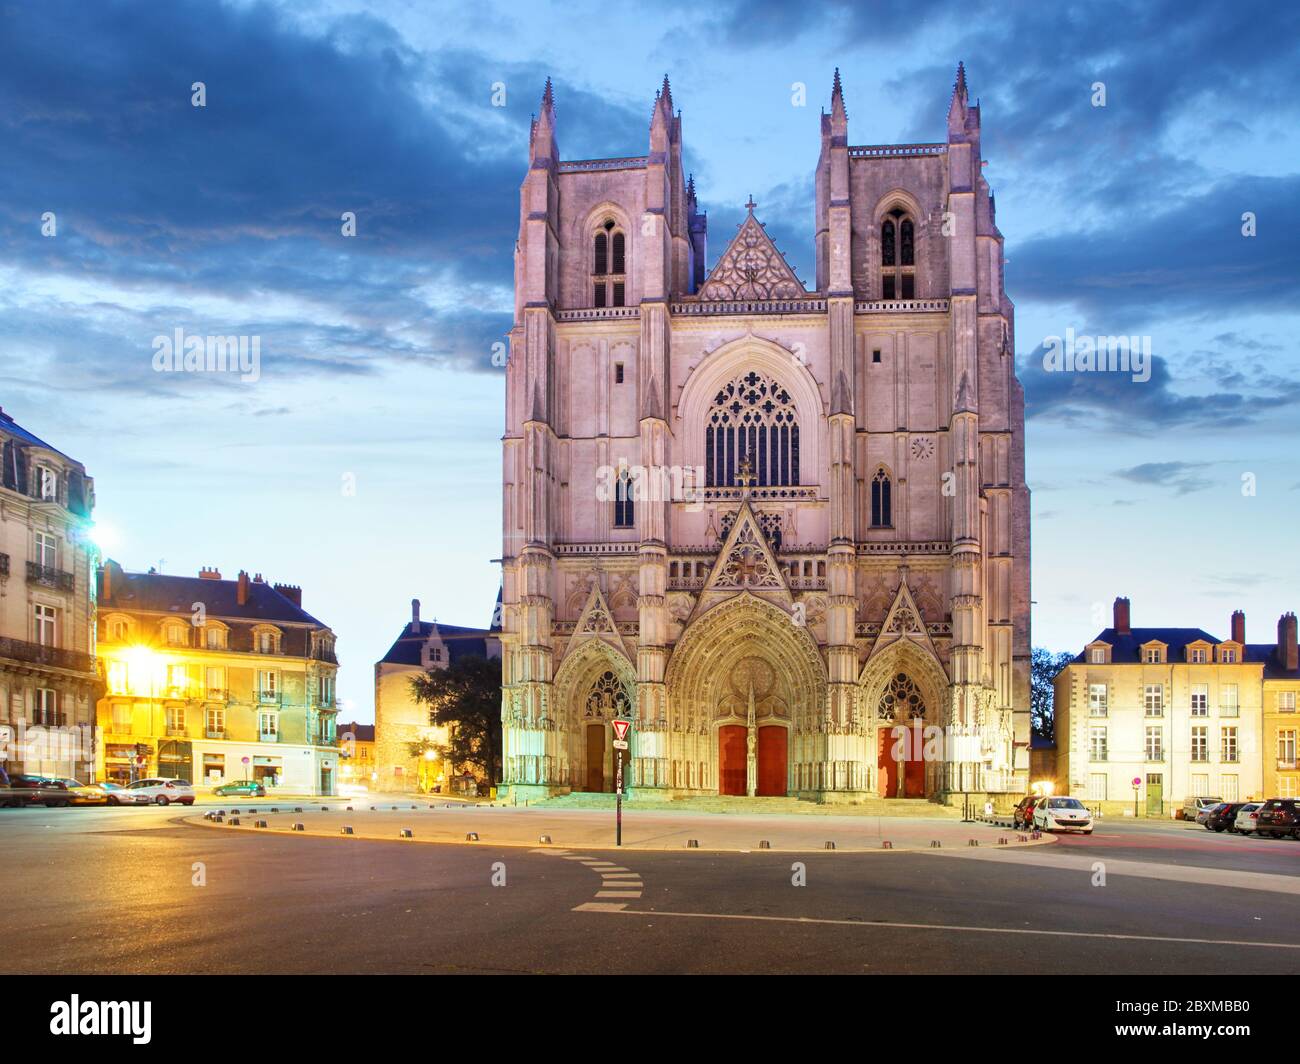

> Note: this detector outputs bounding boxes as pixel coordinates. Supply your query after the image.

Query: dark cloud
[1115,461,1208,496]
[1019,342,1300,430]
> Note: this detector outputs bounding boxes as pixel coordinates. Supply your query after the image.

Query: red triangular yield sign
[612,719,631,741]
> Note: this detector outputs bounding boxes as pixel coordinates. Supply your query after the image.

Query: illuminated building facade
[95,561,340,794]
[0,407,99,780]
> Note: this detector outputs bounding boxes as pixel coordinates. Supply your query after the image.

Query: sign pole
[612,718,631,847]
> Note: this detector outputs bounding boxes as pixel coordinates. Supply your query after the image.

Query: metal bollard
[400,828,413,838]
[341,825,354,835]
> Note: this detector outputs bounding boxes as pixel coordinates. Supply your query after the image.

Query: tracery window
[613,469,634,529]
[870,468,892,528]
[880,208,915,300]
[592,219,626,308]
[705,370,799,487]
[878,673,926,721]
[585,670,631,719]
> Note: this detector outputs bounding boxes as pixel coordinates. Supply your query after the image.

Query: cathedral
[499,66,1031,803]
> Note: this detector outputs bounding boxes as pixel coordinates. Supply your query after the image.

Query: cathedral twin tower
[499,67,1031,803]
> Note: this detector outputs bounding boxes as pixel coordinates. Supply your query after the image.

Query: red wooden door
[878,729,899,797]
[904,748,925,797]
[718,725,747,795]
[757,726,787,796]
[586,725,605,792]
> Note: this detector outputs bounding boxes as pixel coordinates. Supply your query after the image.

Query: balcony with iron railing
[258,731,279,744]
[26,561,74,593]
[0,635,94,674]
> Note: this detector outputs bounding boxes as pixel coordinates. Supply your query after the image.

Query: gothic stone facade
[500,68,1030,802]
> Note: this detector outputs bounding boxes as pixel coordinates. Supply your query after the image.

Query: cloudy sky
[3,0,1298,720]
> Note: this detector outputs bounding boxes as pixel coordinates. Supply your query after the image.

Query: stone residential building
[95,562,340,794]
[499,67,1031,802]
[374,599,500,792]
[1254,612,1299,800]
[0,407,99,780]
[336,720,375,790]
[1054,598,1266,817]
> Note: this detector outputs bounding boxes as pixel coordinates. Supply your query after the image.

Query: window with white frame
[204,666,224,697]
[318,674,334,705]
[258,711,278,737]
[206,707,225,735]
[1143,684,1164,715]
[1143,647,1163,663]
[1190,684,1208,716]
[1089,648,1105,664]
[34,531,58,569]
[33,604,57,646]
[256,629,280,654]
[107,660,129,695]
[1190,726,1208,762]
[1221,726,1238,763]
[1280,691,1297,712]
[164,623,187,647]
[257,670,278,701]
[34,688,58,726]
[1189,647,1207,663]
[1088,683,1108,716]
[166,664,187,695]
[166,706,185,733]
[1220,646,1237,663]
[1278,729,1297,763]
[35,464,58,501]
[1220,684,1238,716]
[204,625,226,650]
[1089,727,1107,761]
[108,617,129,642]
[1144,726,1163,761]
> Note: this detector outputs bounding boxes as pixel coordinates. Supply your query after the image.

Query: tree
[409,656,502,784]
[1030,647,1074,743]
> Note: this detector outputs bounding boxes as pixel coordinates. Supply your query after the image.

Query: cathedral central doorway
[718,725,746,795]
[876,673,929,798]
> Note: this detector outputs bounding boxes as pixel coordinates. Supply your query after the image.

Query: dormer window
[254,627,282,655]
[35,464,59,502]
[204,624,228,651]
[1143,646,1164,664]
[880,208,915,300]
[593,219,626,308]
[1189,646,1208,664]
[1219,646,1238,663]
[164,623,188,647]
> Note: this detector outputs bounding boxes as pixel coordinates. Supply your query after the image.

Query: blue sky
[3,0,1298,721]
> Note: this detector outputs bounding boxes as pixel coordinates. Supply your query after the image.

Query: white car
[1233,802,1264,834]
[1032,796,1093,834]
[127,777,195,806]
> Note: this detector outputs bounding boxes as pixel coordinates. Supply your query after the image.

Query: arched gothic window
[586,670,631,719]
[705,371,799,487]
[592,219,626,308]
[880,208,916,300]
[870,468,892,527]
[613,469,634,529]
[878,672,926,721]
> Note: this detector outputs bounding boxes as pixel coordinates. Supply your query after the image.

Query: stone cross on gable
[744,195,757,213]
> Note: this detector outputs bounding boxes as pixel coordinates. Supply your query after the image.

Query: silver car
[1233,801,1264,834]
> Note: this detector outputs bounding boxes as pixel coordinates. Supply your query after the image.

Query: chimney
[410,598,421,633]
[273,583,302,608]
[237,570,250,606]
[1113,596,1131,635]
[253,572,264,583]
[98,559,123,603]
[1230,610,1245,646]
[199,566,222,580]
[1278,612,1298,672]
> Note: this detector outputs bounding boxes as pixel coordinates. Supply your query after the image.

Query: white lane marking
[575,902,628,912]
[578,908,1300,950]
[595,890,644,899]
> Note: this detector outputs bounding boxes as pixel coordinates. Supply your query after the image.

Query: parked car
[6,774,69,807]
[47,778,113,806]
[213,780,266,798]
[1233,802,1264,834]
[1012,795,1041,830]
[1181,795,1222,822]
[127,777,196,806]
[1203,801,1248,832]
[1032,795,1093,834]
[1255,798,1300,840]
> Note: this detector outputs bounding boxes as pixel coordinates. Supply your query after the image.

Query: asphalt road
[1,804,1296,974]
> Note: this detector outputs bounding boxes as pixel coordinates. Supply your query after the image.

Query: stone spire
[530,77,558,164]
[947,61,969,132]
[830,67,847,126]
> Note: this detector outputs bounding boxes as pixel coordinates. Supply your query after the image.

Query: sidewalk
[184,802,1052,853]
